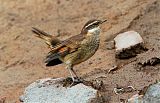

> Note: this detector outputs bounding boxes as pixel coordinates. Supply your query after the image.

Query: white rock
[114,31,145,59]
[114,31,143,51]
[20,78,98,103]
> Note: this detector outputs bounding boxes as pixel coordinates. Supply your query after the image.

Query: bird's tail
[32,27,60,47]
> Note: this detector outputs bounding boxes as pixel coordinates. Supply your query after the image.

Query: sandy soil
[0,0,159,103]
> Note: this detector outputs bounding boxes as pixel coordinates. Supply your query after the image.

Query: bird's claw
[69,77,83,87]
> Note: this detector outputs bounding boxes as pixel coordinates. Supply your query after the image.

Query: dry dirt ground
[0,0,160,103]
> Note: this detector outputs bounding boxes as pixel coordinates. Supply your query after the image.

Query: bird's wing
[45,34,85,63]
[50,34,85,53]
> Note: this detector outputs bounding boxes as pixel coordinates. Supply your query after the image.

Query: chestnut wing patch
[45,34,85,65]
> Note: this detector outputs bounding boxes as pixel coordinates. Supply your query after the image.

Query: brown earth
[0,0,160,103]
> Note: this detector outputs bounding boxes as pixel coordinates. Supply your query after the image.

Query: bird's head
[81,19,107,34]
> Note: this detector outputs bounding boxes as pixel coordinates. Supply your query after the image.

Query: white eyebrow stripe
[84,21,98,28]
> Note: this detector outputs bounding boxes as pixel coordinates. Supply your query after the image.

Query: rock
[105,41,115,50]
[114,31,146,59]
[135,50,160,71]
[128,82,160,103]
[127,94,143,103]
[20,78,98,103]
[143,82,160,103]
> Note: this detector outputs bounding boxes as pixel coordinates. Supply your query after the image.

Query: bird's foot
[70,78,83,87]
[64,77,83,87]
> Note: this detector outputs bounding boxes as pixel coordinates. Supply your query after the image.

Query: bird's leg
[67,65,75,82]
[66,64,80,86]
[70,67,79,79]
[71,68,83,83]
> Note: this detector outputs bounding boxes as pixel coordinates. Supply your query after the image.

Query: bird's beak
[100,19,107,24]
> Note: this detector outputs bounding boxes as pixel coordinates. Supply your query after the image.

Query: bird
[32,19,107,85]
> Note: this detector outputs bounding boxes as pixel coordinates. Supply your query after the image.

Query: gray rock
[143,82,160,103]
[114,31,146,59]
[128,82,160,103]
[20,78,98,103]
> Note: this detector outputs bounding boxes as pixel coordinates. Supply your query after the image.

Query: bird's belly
[63,38,99,65]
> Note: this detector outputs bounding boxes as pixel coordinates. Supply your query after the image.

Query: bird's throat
[87,27,100,36]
